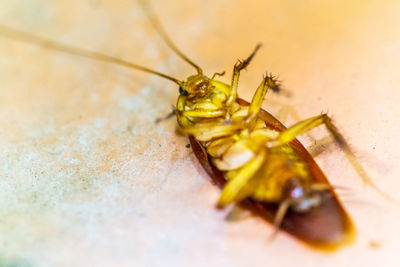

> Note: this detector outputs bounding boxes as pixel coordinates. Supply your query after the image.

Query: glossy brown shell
[189,98,355,251]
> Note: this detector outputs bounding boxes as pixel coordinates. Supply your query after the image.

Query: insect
[0,1,392,251]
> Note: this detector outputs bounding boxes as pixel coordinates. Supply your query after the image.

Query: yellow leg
[218,149,266,207]
[269,114,397,204]
[269,100,317,145]
[226,44,261,106]
[245,75,279,128]
[183,123,241,142]
[211,71,225,80]
[270,114,356,157]
[270,114,331,146]
[182,109,224,118]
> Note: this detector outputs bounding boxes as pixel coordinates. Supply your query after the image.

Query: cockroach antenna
[0,24,184,86]
[139,0,204,74]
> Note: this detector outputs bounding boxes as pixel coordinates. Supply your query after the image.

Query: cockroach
[1,2,393,251]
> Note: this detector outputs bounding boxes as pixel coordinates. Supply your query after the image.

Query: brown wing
[189,98,354,251]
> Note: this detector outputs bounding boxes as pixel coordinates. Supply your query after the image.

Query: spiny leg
[226,44,261,107]
[155,105,176,123]
[269,114,398,205]
[245,75,280,129]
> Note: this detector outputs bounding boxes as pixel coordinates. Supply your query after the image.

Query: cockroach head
[179,74,210,97]
[282,177,323,213]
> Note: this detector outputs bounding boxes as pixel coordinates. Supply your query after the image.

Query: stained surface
[0,0,400,266]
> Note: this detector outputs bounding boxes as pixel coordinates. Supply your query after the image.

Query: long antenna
[0,24,183,86]
[140,1,203,74]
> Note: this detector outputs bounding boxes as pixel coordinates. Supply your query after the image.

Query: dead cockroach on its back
[0,1,394,251]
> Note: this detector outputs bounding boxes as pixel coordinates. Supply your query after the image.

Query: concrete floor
[0,0,400,266]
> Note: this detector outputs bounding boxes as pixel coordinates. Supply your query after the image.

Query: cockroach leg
[182,109,225,118]
[269,199,291,241]
[155,105,176,123]
[211,71,225,80]
[217,150,267,207]
[226,44,262,106]
[245,75,279,128]
[270,100,317,144]
[268,113,397,205]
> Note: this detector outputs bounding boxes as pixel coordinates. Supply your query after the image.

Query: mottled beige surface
[1,0,400,266]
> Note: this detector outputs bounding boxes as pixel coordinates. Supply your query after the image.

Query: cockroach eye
[179,86,188,96]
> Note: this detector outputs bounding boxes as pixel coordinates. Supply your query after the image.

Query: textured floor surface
[1,0,400,266]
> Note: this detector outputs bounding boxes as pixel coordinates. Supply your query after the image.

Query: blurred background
[0,0,400,266]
